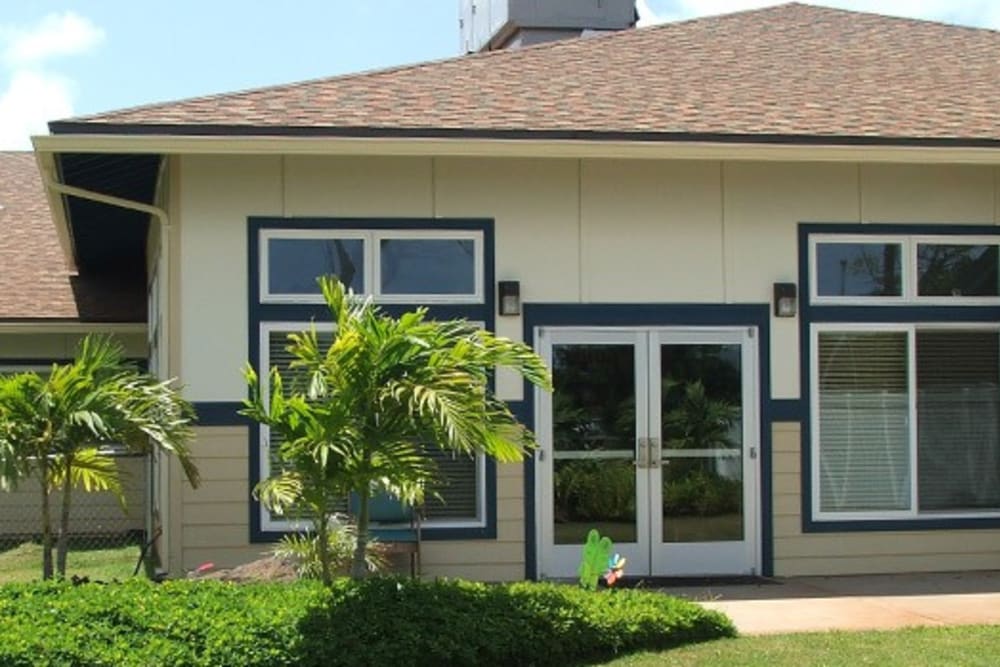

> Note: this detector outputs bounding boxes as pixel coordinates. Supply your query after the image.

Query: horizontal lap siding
[771,422,1000,576]
[180,427,527,579]
[180,426,253,569]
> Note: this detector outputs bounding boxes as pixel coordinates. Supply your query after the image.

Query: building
[17,2,1000,578]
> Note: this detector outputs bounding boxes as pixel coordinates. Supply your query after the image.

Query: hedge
[0,578,734,666]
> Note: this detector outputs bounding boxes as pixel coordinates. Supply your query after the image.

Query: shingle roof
[0,152,144,322]
[54,3,1000,144]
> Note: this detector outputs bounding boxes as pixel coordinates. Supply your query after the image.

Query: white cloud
[2,12,104,67]
[0,12,104,149]
[641,1,1000,30]
[0,71,74,150]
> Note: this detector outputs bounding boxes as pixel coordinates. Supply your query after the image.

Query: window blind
[817,331,910,512]
[917,331,1000,511]
[265,329,479,523]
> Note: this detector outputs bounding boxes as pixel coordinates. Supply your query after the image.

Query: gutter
[39,166,173,575]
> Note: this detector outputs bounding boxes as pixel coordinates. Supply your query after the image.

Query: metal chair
[349,493,422,576]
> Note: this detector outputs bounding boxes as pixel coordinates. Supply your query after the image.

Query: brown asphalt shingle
[57,3,1000,143]
[0,152,144,322]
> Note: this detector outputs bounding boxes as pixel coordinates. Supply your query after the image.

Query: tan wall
[0,456,146,539]
[772,422,1000,576]
[179,426,526,580]
[172,155,1000,579]
[0,332,147,361]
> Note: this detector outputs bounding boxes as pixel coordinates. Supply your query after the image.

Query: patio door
[536,327,759,579]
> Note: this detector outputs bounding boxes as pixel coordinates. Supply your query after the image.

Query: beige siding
[0,332,147,361]
[171,155,1000,579]
[177,427,526,579]
[771,422,1000,576]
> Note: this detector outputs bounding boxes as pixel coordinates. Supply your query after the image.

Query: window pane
[380,239,475,295]
[816,243,902,297]
[917,244,999,297]
[917,331,1000,511]
[817,331,910,512]
[268,238,364,295]
[265,330,346,519]
[423,449,479,521]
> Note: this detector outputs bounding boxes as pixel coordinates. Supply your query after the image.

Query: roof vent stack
[460,0,637,52]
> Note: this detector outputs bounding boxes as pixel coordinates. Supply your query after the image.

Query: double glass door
[536,327,759,578]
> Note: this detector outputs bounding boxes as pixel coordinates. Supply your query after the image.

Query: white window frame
[260,229,484,305]
[810,321,1000,522]
[258,321,487,532]
[259,229,369,304]
[810,234,1000,306]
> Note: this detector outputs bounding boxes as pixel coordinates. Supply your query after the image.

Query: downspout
[41,169,172,575]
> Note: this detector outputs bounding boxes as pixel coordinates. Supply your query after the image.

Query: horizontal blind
[917,331,1000,511]
[423,449,480,521]
[266,329,479,523]
[264,330,345,519]
[817,331,910,512]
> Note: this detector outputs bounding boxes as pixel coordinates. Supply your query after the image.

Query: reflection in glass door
[537,331,650,578]
[537,327,758,579]
[650,331,756,576]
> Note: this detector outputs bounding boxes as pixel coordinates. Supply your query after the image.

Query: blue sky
[1,1,998,148]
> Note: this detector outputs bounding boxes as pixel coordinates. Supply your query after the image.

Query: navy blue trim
[192,402,250,427]
[799,222,1000,533]
[770,399,805,422]
[247,216,497,543]
[521,303,774,579]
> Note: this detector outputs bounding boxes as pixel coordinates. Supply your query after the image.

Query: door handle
[649,437,660,469]
[636,438,648,469]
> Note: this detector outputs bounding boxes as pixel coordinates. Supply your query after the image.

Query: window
[260,229,483,304]
[259,324,485,531]
[251,219,493,539]
[807,227,1000,523]
[810,235,1000,305]
[813,326,1000,519]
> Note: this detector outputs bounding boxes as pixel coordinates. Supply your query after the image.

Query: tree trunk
[316,511,332,586]
[39,459,53,580]
[56,456,73,578]
[350,489,370,579]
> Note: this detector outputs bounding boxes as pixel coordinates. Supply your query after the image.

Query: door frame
[522,303,774,580]
[534,325,761,578]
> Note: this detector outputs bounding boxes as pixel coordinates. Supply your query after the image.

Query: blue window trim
[247,216,497,543]
[799,222,1000,533]
[520,302,775,579]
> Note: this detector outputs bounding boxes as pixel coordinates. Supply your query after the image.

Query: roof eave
[33,127,1000,165]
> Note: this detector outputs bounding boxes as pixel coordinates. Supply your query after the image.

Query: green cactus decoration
[578,528,614,590]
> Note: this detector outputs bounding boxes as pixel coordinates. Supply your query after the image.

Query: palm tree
[0,335,199,580]
[242,276,552,583]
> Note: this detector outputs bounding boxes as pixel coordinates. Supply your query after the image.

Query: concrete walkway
[661,571,1000,635]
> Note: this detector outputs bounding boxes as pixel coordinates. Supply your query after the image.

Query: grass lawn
[602,625,1000,666]
[0,542,141,583]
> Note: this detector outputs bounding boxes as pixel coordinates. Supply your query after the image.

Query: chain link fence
[0,454,148,581]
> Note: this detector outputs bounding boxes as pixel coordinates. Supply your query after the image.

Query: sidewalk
[661,571,1000,635]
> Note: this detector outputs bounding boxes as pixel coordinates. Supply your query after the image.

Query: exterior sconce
[498,280,521,316]
[773,282,797,318]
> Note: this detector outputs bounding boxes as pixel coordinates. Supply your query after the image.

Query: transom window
[260,229,484,304]
[810,234,1000,304]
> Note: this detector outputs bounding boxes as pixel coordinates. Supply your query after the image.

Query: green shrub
[0,578,734,666]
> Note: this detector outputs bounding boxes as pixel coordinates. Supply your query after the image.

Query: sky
[1,1,999,149]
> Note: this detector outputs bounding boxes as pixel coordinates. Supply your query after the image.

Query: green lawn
[0,542,141,583]
[602,625,1000,666]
